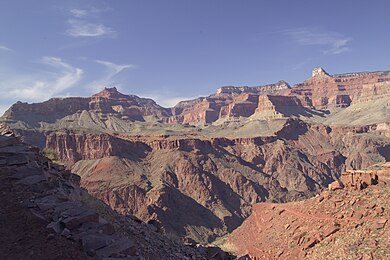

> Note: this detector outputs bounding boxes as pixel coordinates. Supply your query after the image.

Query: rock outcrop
[227,162,390,259]
[341,162,390,189]
[255,95,307,119]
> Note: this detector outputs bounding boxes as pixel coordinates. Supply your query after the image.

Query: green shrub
[42,147,58,161]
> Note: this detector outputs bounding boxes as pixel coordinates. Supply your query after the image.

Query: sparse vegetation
[42,147,58,161]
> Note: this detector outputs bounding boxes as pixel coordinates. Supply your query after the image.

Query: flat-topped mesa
[290,68,390,108]
[216,80,291,95]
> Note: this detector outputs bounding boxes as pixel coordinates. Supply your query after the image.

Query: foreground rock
[227,163,390,259]
[0,125,233,259]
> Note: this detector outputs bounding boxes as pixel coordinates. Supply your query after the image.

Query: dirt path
[260,202,371,223]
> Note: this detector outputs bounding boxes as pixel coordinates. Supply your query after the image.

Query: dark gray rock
[80,220,116,235]
[81,234,113,251]
[61,228,71,237]
[0,135,18,147]
[47,221,64,234]
[53,201,82,214]
[16,175,46,185]
[96,237,136,258]
[61,208,99,229]
[11,166,45,179]
[6,154,29,166]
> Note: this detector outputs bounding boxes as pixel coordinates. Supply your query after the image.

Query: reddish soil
[228,179,390,259]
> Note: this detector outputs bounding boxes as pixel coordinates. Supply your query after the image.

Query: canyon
[1,67,389,256]
[0,124,231,259]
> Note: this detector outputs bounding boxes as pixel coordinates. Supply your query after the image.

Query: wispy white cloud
[86,60,135,92]
[66,19,115,37]
[70,9,88,18]
[95,60,134,74]
[0,57,83,101]
[0,45,12,52]
[69,7,111,18]
[285,28,351,55]
[66,6,115,38]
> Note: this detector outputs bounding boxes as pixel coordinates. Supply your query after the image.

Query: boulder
[96,237,136,258]
[81,234,113,251]
[47,221,64,234]
[302,237,318,250]
[328,180,344,191]
[323,226,340,238]
[61,208,99,229]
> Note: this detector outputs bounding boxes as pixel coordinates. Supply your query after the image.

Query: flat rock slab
[61,208,99,229]
[81,234,113,251]
[47,221,65,234]
[81,221,116,235]
[0,136,18,147]
[6,154,29,166]
[61,206,93,218]
[35,195,61,211]
[96,237,135,258]
[0,145,28,154]
[323,226,340,238]
[53,201,83,214]
[16,175,46,186]
[11,166,45,180]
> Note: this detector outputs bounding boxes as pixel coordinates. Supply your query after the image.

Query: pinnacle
[312,67,330,78]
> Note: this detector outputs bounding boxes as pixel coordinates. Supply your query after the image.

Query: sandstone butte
[0,67,389,259]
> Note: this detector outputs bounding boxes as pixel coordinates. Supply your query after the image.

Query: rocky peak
[311,67,331,78]
[93,87,127,99]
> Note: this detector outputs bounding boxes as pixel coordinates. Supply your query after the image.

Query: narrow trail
[256,202,374,223]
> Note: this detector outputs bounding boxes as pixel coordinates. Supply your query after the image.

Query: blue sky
[1,0,389,114]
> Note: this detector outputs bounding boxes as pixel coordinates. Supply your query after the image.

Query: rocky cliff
[38,119,388,243]
[290,68,390,108]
